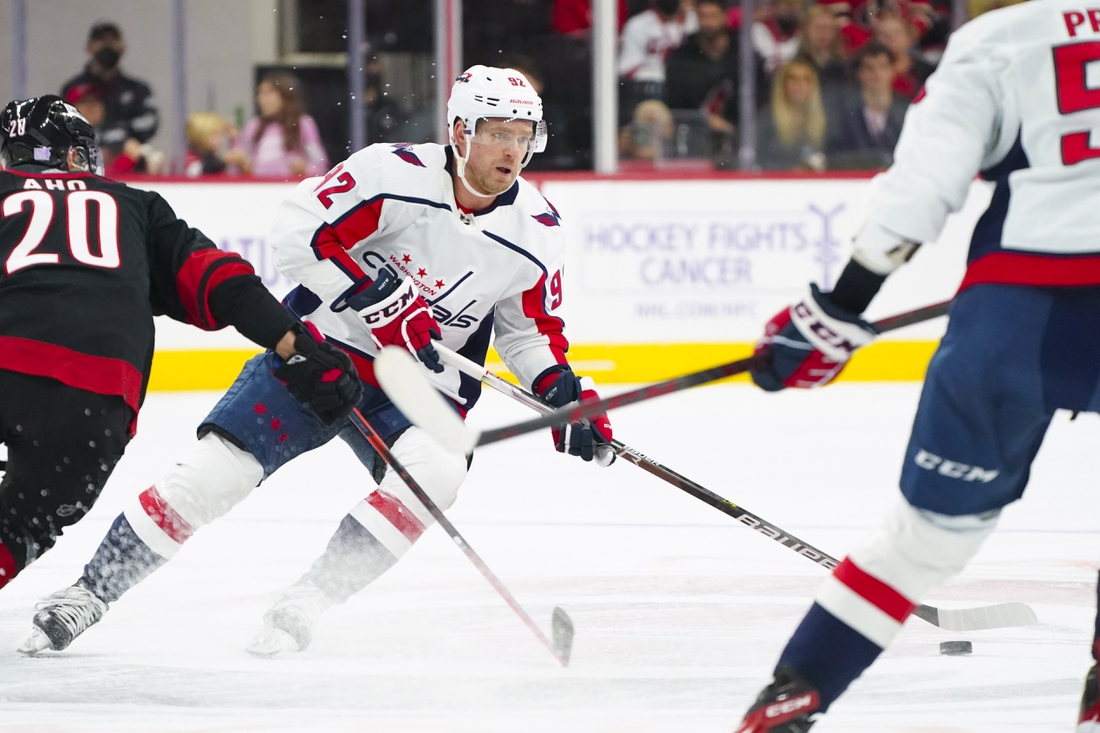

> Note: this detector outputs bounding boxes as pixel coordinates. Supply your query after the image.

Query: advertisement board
[137,176,992,388]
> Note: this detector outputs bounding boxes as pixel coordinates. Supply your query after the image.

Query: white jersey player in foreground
[735,1,1100,730]
[20,66,614,657]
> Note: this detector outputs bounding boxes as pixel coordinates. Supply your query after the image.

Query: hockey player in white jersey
[734,2,1100,730]
[19,66,615,657]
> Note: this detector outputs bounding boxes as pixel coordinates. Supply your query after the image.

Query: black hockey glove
[534,367,616,467]
[272,324,363,424]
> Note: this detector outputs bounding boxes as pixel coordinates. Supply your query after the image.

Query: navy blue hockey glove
[534,367,616,467]
[272,324,363,424]
[347,269,443,373]
[751,284,876,391]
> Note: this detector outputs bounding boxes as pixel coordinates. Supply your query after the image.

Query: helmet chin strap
[452,142,497,200]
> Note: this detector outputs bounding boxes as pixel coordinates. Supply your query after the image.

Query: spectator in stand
[61,22,159,159]
[756,59,826,171]
[620,99,676,161]
[552,0,628,35]
[184,112,246,178]
[234,73,328,178]
[753,0,804,76]
[795,6,851,111]
[618,0,698,118]
[65,83,165,177]
[825,41,909,168]
[666,0,767,145]
[816,0,872,57]
[874,12,936,99]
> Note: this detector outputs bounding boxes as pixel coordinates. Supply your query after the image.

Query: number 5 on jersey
[1054,40,1100,165]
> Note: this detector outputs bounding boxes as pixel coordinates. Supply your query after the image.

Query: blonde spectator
[619,99,677,162]
[184,112,246,178]
[235,73,328,178]
[756,59,826,170]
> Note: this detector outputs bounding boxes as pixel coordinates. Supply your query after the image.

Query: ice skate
[735,666,820,733]
[245,582,334,658]
[1079,664,1100,732]
[18,583,108,655]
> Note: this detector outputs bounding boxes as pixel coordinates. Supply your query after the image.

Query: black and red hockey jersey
[0,167,294,429]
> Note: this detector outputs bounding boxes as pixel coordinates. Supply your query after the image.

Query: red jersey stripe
[833,558,916,623]
[520,272,568,364]
[959,251,1100,291]
[0,335,142,421]
[138,486,196,545]
[174,249,257,329]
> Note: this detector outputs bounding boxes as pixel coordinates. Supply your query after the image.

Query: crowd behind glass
[60,1,1001,178]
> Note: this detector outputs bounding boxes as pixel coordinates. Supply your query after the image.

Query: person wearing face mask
[60,22,159,160]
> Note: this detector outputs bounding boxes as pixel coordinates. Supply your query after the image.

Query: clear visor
[467,118,547,155]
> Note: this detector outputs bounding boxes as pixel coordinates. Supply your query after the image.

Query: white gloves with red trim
[751,284,877,391]
[347,269,444,373]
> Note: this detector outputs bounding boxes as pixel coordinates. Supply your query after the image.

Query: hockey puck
[939,640,973,656]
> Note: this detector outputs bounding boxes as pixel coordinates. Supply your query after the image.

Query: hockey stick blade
[912,601,1038,632]
[348,407,569,666]
[552,607,575,666]
[373,347,479,454]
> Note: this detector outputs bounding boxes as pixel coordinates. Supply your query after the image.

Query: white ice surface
[1,382,1098,732]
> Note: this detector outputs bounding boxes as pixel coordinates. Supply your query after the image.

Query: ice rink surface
[1,380,1099,732]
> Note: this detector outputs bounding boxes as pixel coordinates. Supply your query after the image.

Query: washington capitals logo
[392,144,425,167]
[532,198,561,227]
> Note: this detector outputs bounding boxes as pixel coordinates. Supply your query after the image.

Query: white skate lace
[36,587,103,635]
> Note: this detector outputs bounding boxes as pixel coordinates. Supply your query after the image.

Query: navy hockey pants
[900,284,1100,516]
[198,351,411,481]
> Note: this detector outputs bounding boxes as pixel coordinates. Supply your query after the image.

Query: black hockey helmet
[0,95,103,175]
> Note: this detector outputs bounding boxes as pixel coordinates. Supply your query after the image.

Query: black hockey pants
[0,369,130,572]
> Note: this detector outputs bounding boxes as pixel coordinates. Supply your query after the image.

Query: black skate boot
[1079,664,1100,731]
[18,582,108,654]
[735,666,821,733]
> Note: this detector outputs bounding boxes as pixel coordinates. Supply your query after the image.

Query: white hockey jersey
[864,0,1100,290]
[618,9,698,82]
[269,142,570,409]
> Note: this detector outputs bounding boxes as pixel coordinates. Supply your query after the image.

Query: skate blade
[17,627,52,656]
[245,626,299,658]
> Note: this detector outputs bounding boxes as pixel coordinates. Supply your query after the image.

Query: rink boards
[138,174,993,390]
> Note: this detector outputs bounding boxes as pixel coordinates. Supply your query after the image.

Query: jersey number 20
[2,190,121,275]
[1054,41,1100,165]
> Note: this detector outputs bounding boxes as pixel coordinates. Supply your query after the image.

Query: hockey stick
[431,344,1037,633]
[375,300,954,457]
[348,407,574,666]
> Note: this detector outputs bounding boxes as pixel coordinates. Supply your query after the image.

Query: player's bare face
[464,119,534,195]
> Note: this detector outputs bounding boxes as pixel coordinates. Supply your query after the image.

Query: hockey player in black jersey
[0,95,361,607]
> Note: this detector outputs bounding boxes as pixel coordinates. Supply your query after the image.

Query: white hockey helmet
[447,65,547,192]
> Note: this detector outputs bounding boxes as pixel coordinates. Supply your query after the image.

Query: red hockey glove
[347,269,443,373]
[751,284,876,391]
[272,323,363,424]
[534,368,615,467]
